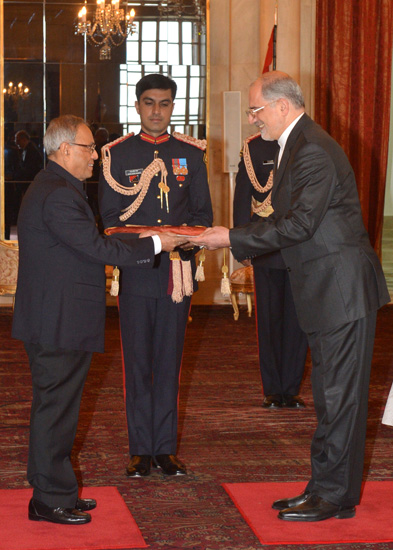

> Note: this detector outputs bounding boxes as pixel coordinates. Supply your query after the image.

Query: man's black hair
[135,74,177,101]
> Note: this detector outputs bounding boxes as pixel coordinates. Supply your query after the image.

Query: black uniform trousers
[253,265,308,397]
[24,342,92,508]
[305,310,377,506]
[118,293,191,456]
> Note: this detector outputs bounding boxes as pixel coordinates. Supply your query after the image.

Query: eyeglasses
[245,100,277,118]
[68,142,96,153]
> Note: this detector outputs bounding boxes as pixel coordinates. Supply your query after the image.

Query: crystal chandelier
[75,1,137,61]
[157,0,206,34]
[2,82,31,99]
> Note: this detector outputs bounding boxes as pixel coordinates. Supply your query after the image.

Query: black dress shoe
[126,455,151,477]
[75,498,97,511]
[278,494,356,522]
[283,395,306,408]
[262,395,282,408]
[272,490,310,510]
[28,498,91,525]
[153,454,187,476]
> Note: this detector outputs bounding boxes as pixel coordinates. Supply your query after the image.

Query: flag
[262,26,276,73]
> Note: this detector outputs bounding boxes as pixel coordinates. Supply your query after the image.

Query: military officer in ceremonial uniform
[234,134,308,409]
[99,74,213,477]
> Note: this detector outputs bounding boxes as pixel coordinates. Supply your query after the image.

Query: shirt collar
[139,131,170,145]
[277,112,305,151]
[47,160,86,196]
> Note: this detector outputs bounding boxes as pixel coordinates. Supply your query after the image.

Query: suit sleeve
[43,185,155,268]
[230,142,337,261]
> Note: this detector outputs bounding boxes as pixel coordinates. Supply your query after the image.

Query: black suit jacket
[12,161,155,353]
[230,114,390,333]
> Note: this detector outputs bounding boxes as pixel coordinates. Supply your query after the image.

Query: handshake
[138,226,231,253]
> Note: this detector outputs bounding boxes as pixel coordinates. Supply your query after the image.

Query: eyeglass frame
[245,100,278,118]
[67,142,97,153]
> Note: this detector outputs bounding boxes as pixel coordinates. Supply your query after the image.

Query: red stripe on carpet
[0,486,148,550]
[223,480,393,545]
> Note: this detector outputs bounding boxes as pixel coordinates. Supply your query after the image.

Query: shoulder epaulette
[172,132,206,151]
[102,132,135,154]
[244,132,262,146]
[240,132,261,157]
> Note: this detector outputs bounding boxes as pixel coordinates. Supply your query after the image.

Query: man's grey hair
[43,115,87,156]
[261,73,305,109]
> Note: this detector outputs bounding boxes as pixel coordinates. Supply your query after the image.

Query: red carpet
[0,486,147,550]
[223,480,393,546]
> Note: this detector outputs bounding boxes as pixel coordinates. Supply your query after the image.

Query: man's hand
[139,230,187,252]
[189,226,231,250]
[159,232,188,252]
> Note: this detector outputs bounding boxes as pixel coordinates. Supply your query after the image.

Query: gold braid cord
[242,133,274,217]
[102,138,168,221]
[243,134,274,193]
[172,131,207,151]
[169,252,193,303]
[252,191,274,217]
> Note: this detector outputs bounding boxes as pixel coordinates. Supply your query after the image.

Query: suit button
[287,267,291,272]
[157,219,162,223]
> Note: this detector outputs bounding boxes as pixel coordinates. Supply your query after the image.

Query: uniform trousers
[118,293,191,456]
[253,266,308,396]
[305,311,377,506]
[24,342,92,508]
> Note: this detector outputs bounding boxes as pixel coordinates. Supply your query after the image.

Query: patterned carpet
[1,304,393,550]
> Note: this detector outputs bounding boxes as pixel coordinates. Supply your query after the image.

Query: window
[119,18,206,137]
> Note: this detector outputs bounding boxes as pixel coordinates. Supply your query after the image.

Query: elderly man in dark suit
[190,71,389,522]
[12,115,185,525]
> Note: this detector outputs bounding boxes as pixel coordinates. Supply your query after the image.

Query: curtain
[315,0,393,256]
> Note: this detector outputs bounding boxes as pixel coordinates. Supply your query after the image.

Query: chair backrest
[0,241,19,296]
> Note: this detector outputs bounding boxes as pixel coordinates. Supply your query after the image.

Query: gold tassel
[170,251,183,303]
[182,260,193,297]
[221,249,231,297]
[195,248,206,282]
[110,266,120,296]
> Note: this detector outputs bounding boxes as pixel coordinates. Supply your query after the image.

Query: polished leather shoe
[153,454,187,476]
[272,490,310,510]
[126,455,151,477]
[28,498,91,525]
[278,494,356,522]
[283,395,306,408]
[262,395,282,408]
[75,498,97,511]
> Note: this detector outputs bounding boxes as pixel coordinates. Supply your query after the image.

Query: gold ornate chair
[0,240,19,306]
[229,265,254,321]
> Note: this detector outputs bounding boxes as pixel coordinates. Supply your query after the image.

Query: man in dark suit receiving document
[190,71,389,522]
[12,115,185,525]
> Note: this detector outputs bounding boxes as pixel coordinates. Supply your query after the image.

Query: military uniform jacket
[99,132,213,298]
[12,161,155,353]
[230,114,390,333]
[233,134,284,268]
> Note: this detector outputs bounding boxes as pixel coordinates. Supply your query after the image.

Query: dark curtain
[315,0,393,256]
